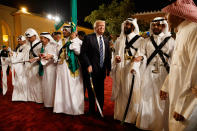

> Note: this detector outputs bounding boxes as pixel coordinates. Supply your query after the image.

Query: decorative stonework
[132,10,166,23]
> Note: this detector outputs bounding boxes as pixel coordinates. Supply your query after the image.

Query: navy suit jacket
[80,33,111,78]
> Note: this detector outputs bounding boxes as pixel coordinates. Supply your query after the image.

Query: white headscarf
[40,32,57,44]
[120,18,140,36]
[17,35,26,41]
[24,28,40,40]
[115,18,140,56]
[150,17,170,36]
[61,25,72,33]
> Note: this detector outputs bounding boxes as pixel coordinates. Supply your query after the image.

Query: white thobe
[26,39,43,103]
[136,33,175,131]
[57,39,62,46]
[111,32,143,123]
[1,56,10,95]
[11,44,30,101]
[161,20,197,131]
[41,42,57,107]
[53,37,84,115]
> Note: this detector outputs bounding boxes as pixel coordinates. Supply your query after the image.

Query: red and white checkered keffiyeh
[162,0,197,23]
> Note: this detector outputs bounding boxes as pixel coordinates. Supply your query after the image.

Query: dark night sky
[0,0,174,28]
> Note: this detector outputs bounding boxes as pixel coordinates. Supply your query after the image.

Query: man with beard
[136,17,175,131]
[160,0,197,130]
[111,18,143,123]
[54,25,84,115]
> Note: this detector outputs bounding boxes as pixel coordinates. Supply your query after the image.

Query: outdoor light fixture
[21,7,28,13]
[47,14,61,22]
[55,16,60,22]
[47,14,52,20]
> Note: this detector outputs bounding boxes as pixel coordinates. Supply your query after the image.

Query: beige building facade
[0,4,93,49]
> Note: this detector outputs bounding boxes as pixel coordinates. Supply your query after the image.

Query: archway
[1,20,12,49]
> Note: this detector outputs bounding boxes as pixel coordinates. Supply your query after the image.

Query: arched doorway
[1,20,12,49]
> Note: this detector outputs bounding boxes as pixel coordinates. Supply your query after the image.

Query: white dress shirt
[96,34,105,60]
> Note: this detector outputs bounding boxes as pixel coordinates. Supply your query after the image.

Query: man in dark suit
[80,20,111,116]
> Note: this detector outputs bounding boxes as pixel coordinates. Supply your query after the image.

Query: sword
[121,73,135,125]
[11,57,40,64]
[11,60,30,64]
[89,73,104,117]
[121,47,139,124]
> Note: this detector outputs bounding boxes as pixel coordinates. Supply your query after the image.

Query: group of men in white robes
[4,25,84,115]
[111,0,197,130]
[111,16,175,131]
[1,0,197,129]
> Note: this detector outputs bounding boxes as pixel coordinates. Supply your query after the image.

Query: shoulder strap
[125,35,140,51]
[30,41,41,57]
[58,40,69,59]
[32,41,41,49]
[147,36,171,73]
[125,35,140,56]
[19,48,23,52]
[150,36,170,51]
[15,45,21,52]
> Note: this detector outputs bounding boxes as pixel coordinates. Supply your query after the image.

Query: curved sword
[89,73,104,117]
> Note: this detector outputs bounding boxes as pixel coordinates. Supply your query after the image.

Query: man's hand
[43,54,53,60]
[160,90,168,100]
[109,42,114,48]
[29,57,39,63]
[173,112,185,121]
[39,53,45,58]
[192,87,197,97]
[130,69,136,74]
[87,65,92,73]
[115,56,121,63]
[70,32,77,40]
[134,56,143,62]
[9,52,13,56]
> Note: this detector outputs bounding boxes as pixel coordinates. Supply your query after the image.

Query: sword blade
[11,60,30,64]
[90,74,104,117]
